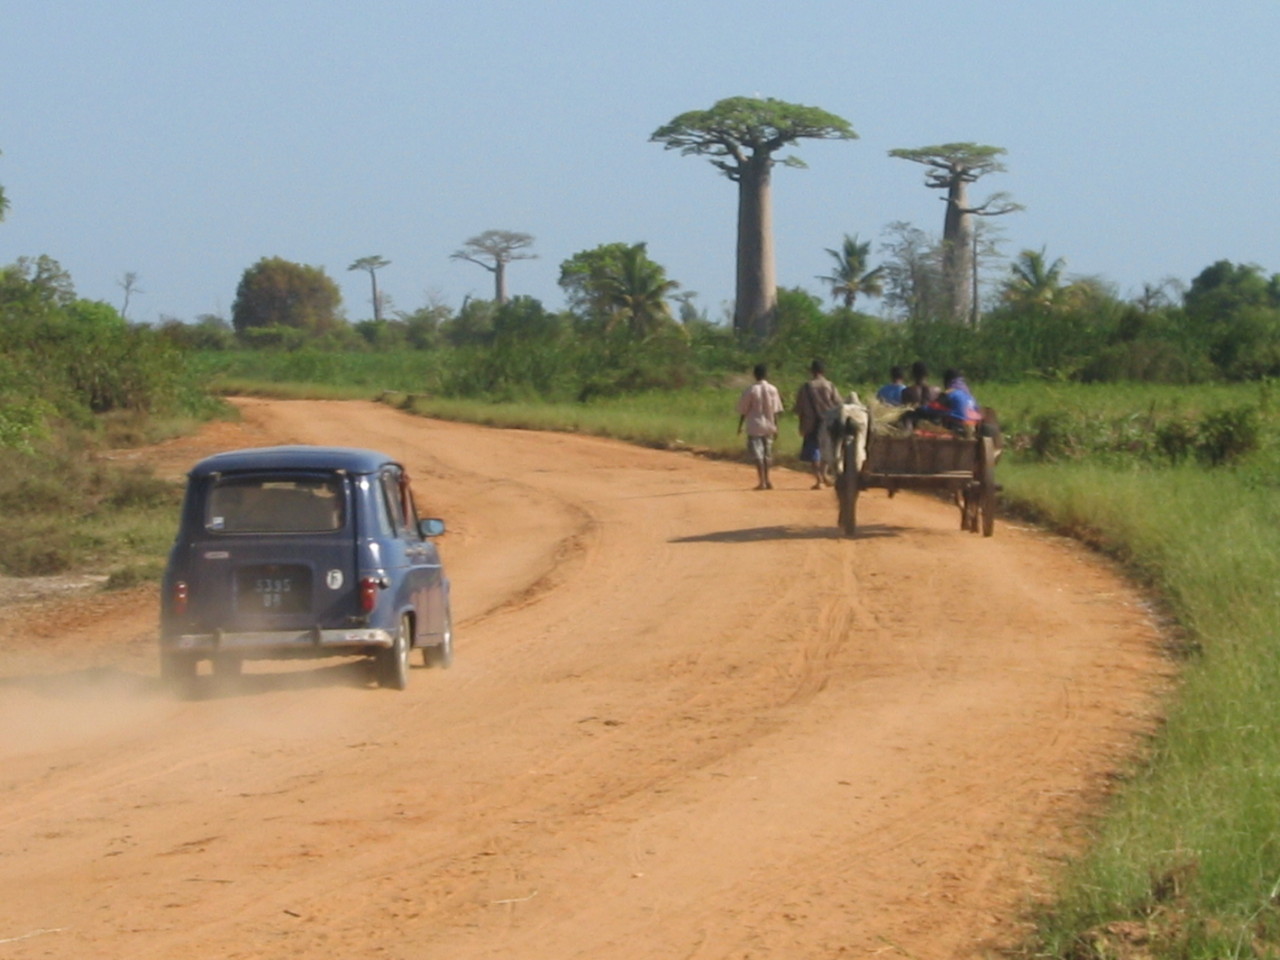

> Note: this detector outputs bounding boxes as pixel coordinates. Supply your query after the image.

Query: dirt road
[0,399,1169,959]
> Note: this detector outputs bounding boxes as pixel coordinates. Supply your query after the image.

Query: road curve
[0,399,1169,959]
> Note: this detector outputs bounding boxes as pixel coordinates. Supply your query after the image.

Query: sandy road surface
[0,399,1170,959]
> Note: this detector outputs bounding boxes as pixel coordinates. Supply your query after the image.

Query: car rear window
[206,474,344,533]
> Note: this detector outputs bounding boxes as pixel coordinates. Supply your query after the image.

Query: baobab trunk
[734,157,776,340]
[943,179,974,323]
[494,263,508,305]
[370,274,383,322]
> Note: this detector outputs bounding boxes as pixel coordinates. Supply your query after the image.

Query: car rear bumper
[162,627,394,658]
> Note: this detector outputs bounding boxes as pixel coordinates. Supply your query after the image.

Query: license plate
[255,577,293,609]
[237,566,310,614]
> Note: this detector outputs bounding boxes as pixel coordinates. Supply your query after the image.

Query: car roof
[188,445,401,478]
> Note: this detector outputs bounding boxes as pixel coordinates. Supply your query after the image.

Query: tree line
[3,92,1279,425]
[177,233,1280,390]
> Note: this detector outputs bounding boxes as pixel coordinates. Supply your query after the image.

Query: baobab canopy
[889,142,1023,323]
[888,143,1009,185]
[651,97,857,179]
[651,96,857,339]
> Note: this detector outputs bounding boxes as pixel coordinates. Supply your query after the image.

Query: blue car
[160,446,452,690]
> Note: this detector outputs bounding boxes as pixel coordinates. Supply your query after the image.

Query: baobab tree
[348,255,391,322]
[889,142,1022,324]
[652,97,857,340]
[451,230,536,304]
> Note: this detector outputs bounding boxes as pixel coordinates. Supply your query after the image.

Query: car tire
[376,615,411,690]
[423,605,454,669]
[160,650,198,697]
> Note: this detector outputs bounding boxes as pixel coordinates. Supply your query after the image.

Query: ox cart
[831,407,999,538]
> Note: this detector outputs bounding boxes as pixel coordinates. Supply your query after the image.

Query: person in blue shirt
[935,369,983,436]
[875,366,906,405]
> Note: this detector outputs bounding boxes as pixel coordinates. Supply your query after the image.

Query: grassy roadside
[0,411,220,583]
[1007,462,1280,957]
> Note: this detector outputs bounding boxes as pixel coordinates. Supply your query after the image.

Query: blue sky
[2,1,1276,324]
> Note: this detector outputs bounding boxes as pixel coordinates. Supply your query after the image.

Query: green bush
[1154,416,1198,464]
[1196,405,1261,466]
[0,399,50,452]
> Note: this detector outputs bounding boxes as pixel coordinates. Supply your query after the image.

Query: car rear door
[185,470,359,634]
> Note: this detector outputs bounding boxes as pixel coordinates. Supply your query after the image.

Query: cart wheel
[980,437,997,537]
[837,440,859,537]
[961,486,979,532]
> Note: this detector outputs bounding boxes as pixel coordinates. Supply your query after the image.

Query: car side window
[379,470,407,535]
[399,473,422,534]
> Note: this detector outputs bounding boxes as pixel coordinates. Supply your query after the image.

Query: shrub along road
[0,399,1171,959]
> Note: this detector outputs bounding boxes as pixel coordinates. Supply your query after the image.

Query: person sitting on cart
[900,361,939,407]
[875,365,907,405]
[934,369,984,437]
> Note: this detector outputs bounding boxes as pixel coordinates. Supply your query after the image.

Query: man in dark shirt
[900,361,939,407]
[794,359,842,489]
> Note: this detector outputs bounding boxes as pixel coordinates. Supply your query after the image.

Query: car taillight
[173,580,189,616]
[360,576,380,613]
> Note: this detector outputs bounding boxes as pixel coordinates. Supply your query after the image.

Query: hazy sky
[2,1,1276,324]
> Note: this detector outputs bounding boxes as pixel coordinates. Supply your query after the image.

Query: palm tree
[596,244,681,337]
[817,234,884,308]
[1003,247,1067,310]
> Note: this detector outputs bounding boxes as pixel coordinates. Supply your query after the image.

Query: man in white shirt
[736,363,784,490]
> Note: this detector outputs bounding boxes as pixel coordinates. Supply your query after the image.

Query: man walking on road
[794,359,843,489]
[736,363,784,490]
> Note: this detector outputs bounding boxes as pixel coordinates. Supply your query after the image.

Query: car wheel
[376,615,411,690]
[423,605,454,669]
[160,650,198,697]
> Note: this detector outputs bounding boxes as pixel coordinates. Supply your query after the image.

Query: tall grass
[192,349,450,398]
[1007,460,1280,957]
[0,428,185,579]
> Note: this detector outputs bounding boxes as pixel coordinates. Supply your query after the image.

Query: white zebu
[822,393,869,536]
